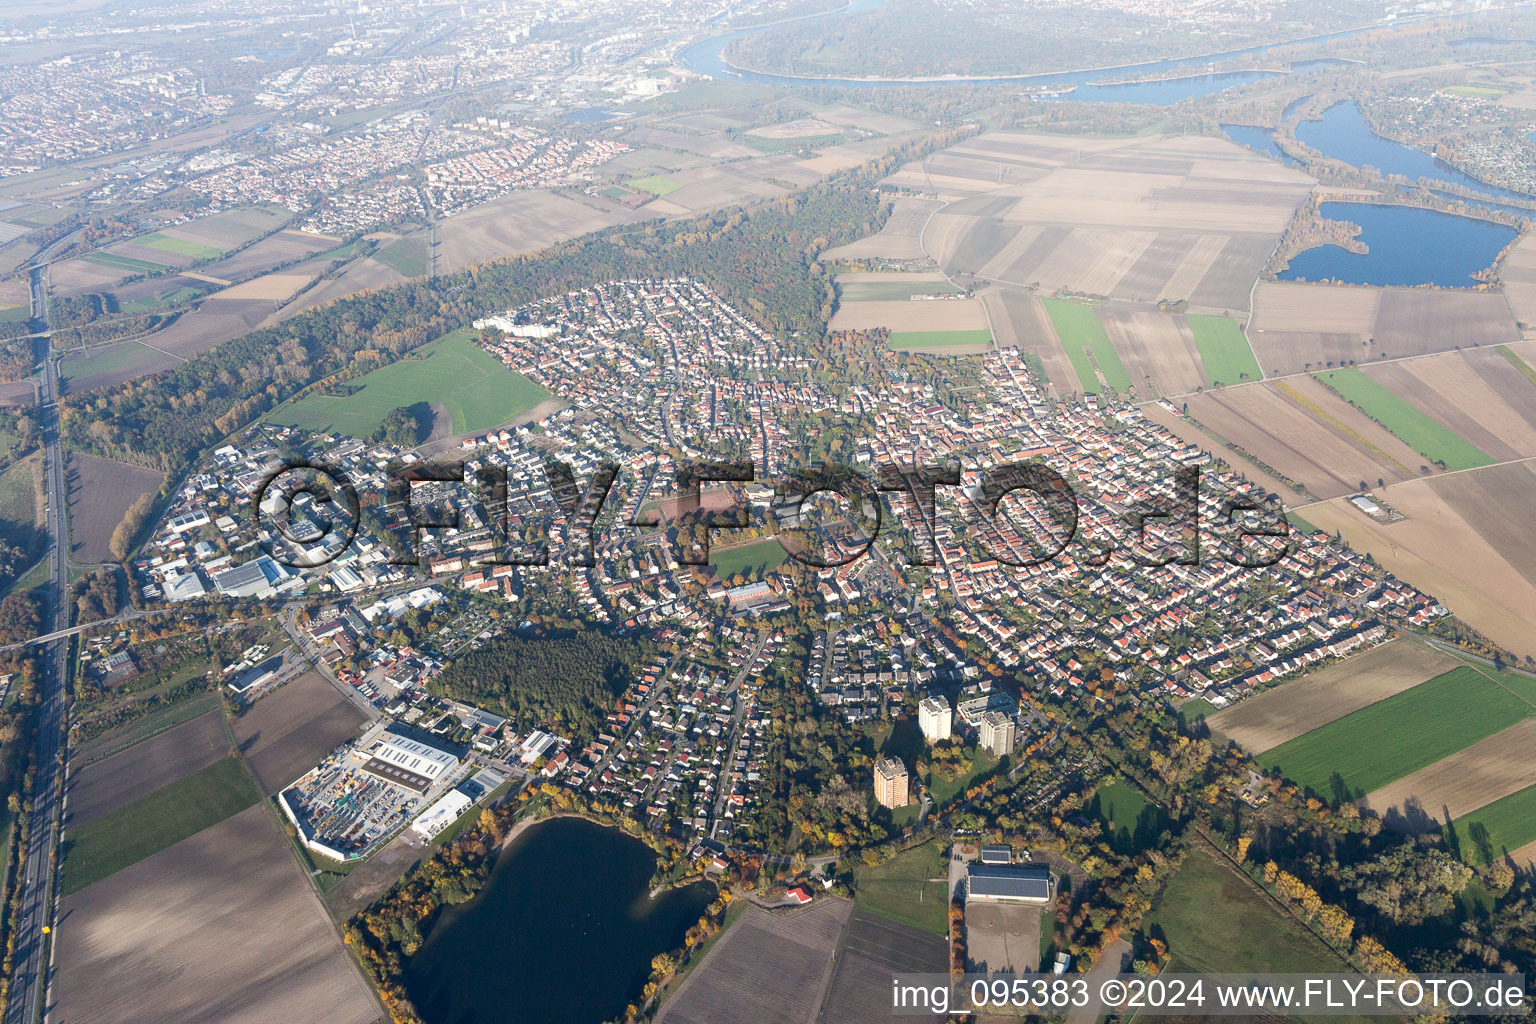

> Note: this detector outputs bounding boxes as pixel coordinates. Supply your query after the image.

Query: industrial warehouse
[278,723,474,861]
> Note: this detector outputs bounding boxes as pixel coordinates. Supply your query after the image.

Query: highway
[7,254,71,1024]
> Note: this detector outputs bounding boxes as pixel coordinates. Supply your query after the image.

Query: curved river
[678,0,1449,104]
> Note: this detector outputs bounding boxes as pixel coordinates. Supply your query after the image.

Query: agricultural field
[1360,347,1536,464]
[817,908,947,1024]
[268,327,549,439]
[710,538,788,582]
[65,711,228,828]
[913,132,1312,308]
[1180,377,1430,500]
[827,296,988,335]
[1314,368,1493,472]
[655,900,851,1024]
[66,452,164,563]
[1188,314,1262,387]
[983,287,1082,396]
[435,189,641,273]
[1207,639,1462,753]
[888,329,992,351]
[1302,460,1536,661]
[1446,785,1536,867]
[373,237,427,277]
[136,231,225,260]
[54,804,380,1024]
[232,671,367,795]
[193,228,336,283]
[1098,304,1205,398]
[1365,717,1536,828]
[61,756,262,895]
[834,272,957,302]
[1500,231,1536,327]
[820,196,943,262]
[853,841,949,934]
[1042,298,1131,393]
[1258,667,1531,800]
[208,272,315,302]
[272,253,406,320]
[627,174,683,196]
[1248,283,1518,375]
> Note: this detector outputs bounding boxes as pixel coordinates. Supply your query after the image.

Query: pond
[1279,202,1517,288]
[404,817,716,1024]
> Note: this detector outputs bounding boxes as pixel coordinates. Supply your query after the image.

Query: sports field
[137,232,225,260]
[1314,369,1493,471]
[1041,298,1131,392]
[1446,783,1536,865]
[62,756,261,895]
[269,328,550,439]
[854,841,948,934]
[711,538,788,580]
[1189,315,1261,386]
[887,329,991,350]
[627,174,683,196]
[1259,667,1532,800]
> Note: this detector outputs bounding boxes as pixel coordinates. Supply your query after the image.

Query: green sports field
[1042,298,1131,392]
[62,756,261,895]
[1314,369,1493,471]
[710,538,788,580]
[1260,667,1532,800]
[268,328,550,439]
[137,232,226,260]
[1446,784,1536,865]
[887,329,991,350]
[1189,315,1262,386]
[626,174,682,196]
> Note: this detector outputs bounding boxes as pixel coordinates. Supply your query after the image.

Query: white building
[918,696,952,744]
[410,790,473,839]
[978,711,1016,757]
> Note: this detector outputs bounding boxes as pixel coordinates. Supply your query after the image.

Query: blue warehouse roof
[967,862,1052,901]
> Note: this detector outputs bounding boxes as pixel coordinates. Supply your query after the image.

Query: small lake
[1279,201,1517,287]
[1296,101,1533,200]
[404,817,716,1024]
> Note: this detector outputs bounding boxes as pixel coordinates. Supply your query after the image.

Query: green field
[1090,777,1168,852]
[1314,369,1493,471]
[1145,847,1353,985]
[740,132,843,154]
[924,746,998,806]
[854,841,949,934]
[1176,697,1219,725]
[1446,784,1536,865]
[838,280,960,302]
[627,174,683,196]
[60,341,160,385]
[0,306,28,323]
[62,756,261,895]
[81,251,166,274]
[1042,298,1131,392]
[269,327,549,439]
[118,285,205,313]
[1189,315,1262,386]
[1260,667,1532,800]
[0,455,38,527]
[137,232,226,260]
[375,237,428,277]
[887,329,992,350]
[1442,84,1507,98]
[711,538,788,581]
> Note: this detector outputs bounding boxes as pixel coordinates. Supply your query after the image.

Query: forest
[430,629,649,741]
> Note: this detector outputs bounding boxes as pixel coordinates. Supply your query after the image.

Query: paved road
[8,258,71,1024]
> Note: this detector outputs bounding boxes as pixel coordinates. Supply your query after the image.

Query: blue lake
[1296,101,1532,200]
[1279,202,1517,287]
[1221,123,1288,162]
